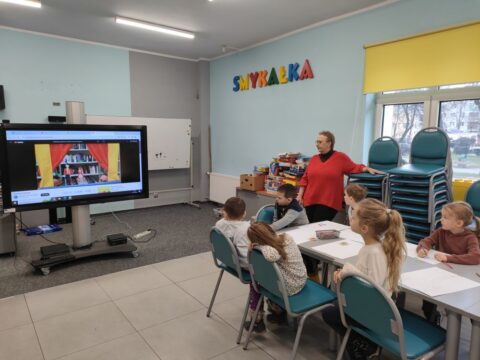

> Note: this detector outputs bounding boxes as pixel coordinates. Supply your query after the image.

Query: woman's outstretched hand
[363,166,385,175]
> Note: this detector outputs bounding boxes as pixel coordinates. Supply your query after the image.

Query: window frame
[374,85,480,178]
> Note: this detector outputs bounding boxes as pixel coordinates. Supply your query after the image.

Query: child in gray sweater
[215,197,250,268]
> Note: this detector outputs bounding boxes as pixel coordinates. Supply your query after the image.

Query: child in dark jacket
[270,184,309,231]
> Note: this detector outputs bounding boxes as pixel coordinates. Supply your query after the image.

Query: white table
[285,221,480,360]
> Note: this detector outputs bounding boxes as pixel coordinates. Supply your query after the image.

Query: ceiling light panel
[115,17,195,40]
[0,0,41,8]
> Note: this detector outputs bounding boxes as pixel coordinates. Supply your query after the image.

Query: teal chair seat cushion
[220,263,251,283]
[349,181,383,189]
[353,309,446,359]
[349,173,386,180]
[388,164,445,176]
[391,184,447,195]
[259,279,336,314]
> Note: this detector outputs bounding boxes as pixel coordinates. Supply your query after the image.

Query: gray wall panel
[129,52,209,206]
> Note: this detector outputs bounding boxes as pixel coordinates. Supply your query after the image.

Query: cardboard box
[240,174,265,191]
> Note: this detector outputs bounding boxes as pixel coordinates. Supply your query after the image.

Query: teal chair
[243,248,336,360]
[388,128,452,240]
[255,204,275,224]
[207,228,251,344]
[336,272,446,360]
[465,180,480,217]
[348,136,401,203]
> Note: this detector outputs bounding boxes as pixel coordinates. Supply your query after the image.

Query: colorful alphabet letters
[233,59,314,92]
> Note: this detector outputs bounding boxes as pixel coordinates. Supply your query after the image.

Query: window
[375,83,480,179]
[381,103,424,163]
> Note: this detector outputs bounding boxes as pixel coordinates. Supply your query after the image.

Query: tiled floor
[0,252,472,360]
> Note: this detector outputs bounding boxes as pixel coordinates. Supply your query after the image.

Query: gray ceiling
[0,0,390,60]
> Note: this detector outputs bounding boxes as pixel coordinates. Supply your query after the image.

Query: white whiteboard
[86,116,191,170]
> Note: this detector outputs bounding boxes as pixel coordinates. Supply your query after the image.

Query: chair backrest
[210,227,247,282]
[368,136,401,172]
[255,204,275,224]
[410,127,450,167]
[466,180,480,217]
[248,248,290,310]
[337,272,407,358]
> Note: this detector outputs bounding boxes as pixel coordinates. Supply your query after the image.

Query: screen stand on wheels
[31,205,138,275]
[30,101,139,275]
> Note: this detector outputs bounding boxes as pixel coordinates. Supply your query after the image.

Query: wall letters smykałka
[233,59,314,92]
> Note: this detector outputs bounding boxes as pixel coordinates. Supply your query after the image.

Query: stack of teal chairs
[387,128,452,243]
[348,136,401,203]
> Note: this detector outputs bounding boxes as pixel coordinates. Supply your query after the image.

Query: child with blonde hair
[324,198,406,359]
[246,222,307,327]
[417,201,480,323]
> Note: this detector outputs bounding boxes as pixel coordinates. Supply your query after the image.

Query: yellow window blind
[363,21,480,93]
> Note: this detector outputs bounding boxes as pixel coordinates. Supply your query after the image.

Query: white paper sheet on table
[405,242,440,265]
[401,267,480,297]
[338,229,364,244]
[316,221,350,232]
[311,240,363,259]
[283,227,317,245]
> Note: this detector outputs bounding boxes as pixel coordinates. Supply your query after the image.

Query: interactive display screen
[0,124,149,211]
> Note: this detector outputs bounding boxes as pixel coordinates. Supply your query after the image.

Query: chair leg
[336,328,351,360]
[243,295,264,350]
[290,314,308,360]
[206,269,224,317]
[321,263,329,287]
[236,292,251,344]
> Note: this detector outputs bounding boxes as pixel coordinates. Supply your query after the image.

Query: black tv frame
[0,123,149,212]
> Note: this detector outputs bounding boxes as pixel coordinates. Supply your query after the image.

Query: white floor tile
[26,279,110,321]
[153,253,218,282]
[95,265,171,300]
[178,271,249,307]
[140,309,238,360]
[210,345,274,360]
[55,333,160,360]
[0,295,32,332]
[0,323,44,360]
[1,251,475,360]
[211,294,250,331]
[34,302,135,360]
[252,314,334,360]
[115,283,204,330]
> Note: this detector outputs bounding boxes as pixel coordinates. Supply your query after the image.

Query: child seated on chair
[270,184,309,231]
[323,198,406,360]
[215,197,268,332]
[344,183,368,223]
[247,222,307,326]
[215,197,250,268]
[416,201,480,323]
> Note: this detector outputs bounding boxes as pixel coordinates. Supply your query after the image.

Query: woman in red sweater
[298,131,381,223]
